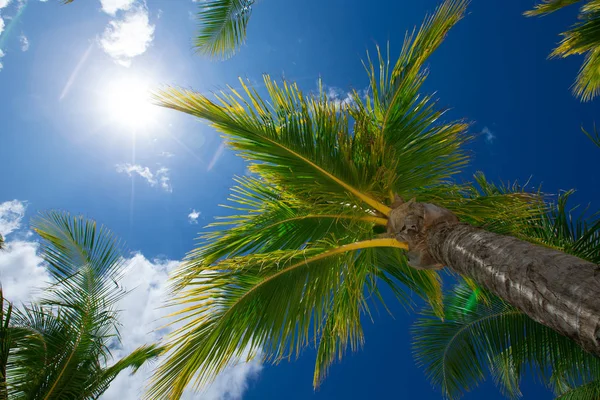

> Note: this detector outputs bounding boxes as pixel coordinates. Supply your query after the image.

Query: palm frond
[556,380,600,399]
[151,235,442,399]
[582,124,600,148]
[527,0,600,100]
[172,176,386,290]
[356,0,471,193]
[83,344,164,398]
[413,284,600,399]
[156,78,393,216]
[524,0,583,16]
[193,0,254,59]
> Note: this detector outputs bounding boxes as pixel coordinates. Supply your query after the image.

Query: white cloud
[0,49,4,71]
[116,163,156,184]
[0,244,262,399]
[0,200,26,237]
[0,241,49,305]
[159,151,174,158]
[0,0,11,9]
[156,167,172,193]
[0,16,5,38]
[188,209,201,224]
[99,0,135,15]
[19,34,29,51]
[99,6,155,67]
[323,85,354,109]
[116,163,172,192]
[482,126,496,144]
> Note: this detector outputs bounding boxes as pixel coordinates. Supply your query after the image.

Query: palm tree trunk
[427,222,600,357]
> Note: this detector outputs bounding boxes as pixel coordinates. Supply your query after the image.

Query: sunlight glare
[103,78,156,130]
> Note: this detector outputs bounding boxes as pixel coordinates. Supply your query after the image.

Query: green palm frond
[83,344,164,399]
[556,381,600,399]
[413,190,600,399]
[157,77,396,216]
[521,190,600,263]
[355,0,470,194]
[151,234,447,399]
[582,124,600,148]
[526,0,600,100]
[524,0,583,16]
[193,0,254,59]
[413,284,600,399]
[172,176,387,290]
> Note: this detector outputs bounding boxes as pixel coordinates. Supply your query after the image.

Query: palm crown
[146,1,551,398]
[0,212,162,399]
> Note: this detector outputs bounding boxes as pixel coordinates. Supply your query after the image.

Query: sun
[103,77,156,130]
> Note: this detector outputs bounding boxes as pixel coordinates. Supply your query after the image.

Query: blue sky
[0,0,599,399]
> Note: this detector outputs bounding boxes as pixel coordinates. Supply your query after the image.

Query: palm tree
[526,0,600,101]
[146,1,599,398]
[413,189,600,399]
[0,211,162,399]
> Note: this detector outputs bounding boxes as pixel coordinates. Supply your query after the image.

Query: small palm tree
[147,1,600,398]
[526,0,600,101]
[413,190,600,399]
[0,211,162,399]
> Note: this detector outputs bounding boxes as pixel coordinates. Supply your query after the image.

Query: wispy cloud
[99,6,155,67]
[482,126,496,144]
[156,167,173,193]
[19,33,28,51]
[187,209,201,224]
[159,151,174,158]
[116,163,172,192]
[207,142,226,171]
[0,0,10,9]
[0,199,26,237]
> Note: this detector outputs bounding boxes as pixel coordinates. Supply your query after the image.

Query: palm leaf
[526,0,600,100]
[193,0,254,59]
[524,0,583,16]
[556,381,600,399]
[413,284,600,399]
[83,344,164,398]
[151,236,445,399]
[582,124,600,148]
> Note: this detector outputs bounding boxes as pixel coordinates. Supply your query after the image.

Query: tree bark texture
[427,222,600,357]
